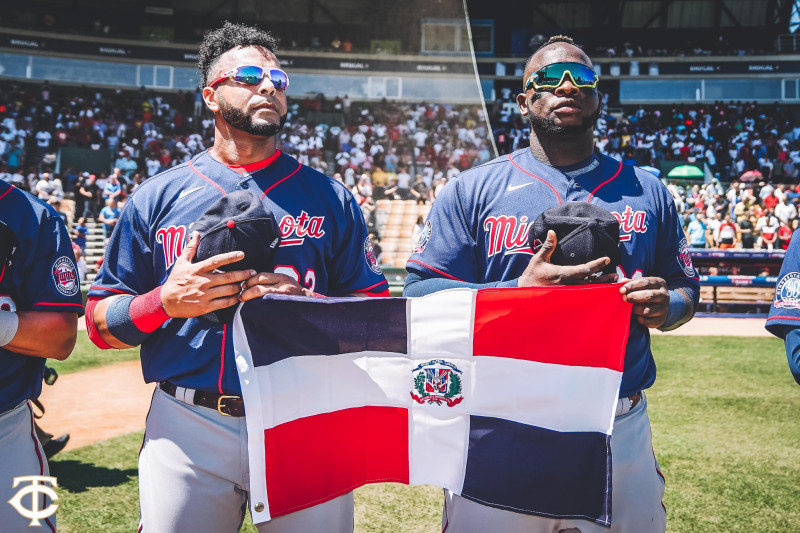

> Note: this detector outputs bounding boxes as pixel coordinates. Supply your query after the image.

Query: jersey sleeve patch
[676,238,696,278]
[52,256,79,296]
[413,220,432,253]
[364,237,382,275]
[774,272,800,309]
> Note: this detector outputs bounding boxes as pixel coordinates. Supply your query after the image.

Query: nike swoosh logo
[178,186,205,199]
[507,183,534,192]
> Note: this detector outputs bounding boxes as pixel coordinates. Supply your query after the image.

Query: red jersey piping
[506,154,562,203]
[407,259,465,281]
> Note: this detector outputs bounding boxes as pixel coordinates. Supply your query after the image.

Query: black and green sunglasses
[524,62,599,91]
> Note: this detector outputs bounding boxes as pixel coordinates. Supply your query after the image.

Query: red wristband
[130,286,170,333]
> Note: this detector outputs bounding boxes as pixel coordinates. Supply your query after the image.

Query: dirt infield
[37,361,154,453]
[40,317,771,454]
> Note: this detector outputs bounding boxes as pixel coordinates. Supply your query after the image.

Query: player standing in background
[404,36,700,533]
[765,231,800,385]
[86,22,388,533]
[0,180,82,532]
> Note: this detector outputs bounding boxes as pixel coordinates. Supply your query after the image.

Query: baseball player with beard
[87,22,388,533]
[404,35,700,533]
[0,181,82,532]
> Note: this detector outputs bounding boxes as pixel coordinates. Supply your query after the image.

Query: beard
[527,92,600,135]
[218,93,287,137]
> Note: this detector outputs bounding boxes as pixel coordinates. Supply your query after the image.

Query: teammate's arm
[0,310,77,359]
[88,232,255,349]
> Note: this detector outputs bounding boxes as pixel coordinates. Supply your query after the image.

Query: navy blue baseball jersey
[89,150,388,395]
[0,182,84,412]
[766,230,800,337]
[408,149,700,397]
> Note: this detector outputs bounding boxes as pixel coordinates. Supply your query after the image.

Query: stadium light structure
[792,0,800,32]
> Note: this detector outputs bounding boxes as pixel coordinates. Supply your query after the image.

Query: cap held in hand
[188,190,281,322]
[528,202,621,276]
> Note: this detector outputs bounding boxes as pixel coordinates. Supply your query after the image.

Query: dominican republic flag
[232,285,632,526]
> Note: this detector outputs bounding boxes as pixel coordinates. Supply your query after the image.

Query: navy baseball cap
[528,202,620,276]
[188,190,281,322]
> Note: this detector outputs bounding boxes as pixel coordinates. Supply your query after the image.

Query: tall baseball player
[404,36,700,533]
[766,229,800,385]
[86,22,388,533]
[0,180,83,532]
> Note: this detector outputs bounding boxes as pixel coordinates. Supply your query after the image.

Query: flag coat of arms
[231,285,632,526]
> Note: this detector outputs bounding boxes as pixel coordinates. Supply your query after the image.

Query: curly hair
[197,21,278,88]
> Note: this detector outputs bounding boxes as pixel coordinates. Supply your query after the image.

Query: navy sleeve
[406,178,479,282]
[783,327,800,385]
[327,192,388,296]
[766,229,800,337]
[403,271,517,297]
[89,197,156,297]
[25,207,84,315]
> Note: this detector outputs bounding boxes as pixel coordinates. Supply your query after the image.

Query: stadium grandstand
[464,0,800,314]
[0,0,490,283]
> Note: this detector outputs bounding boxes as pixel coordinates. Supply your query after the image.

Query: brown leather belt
[159,382,245,417]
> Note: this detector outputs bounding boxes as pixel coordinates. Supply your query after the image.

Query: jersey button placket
[566,181,587,202]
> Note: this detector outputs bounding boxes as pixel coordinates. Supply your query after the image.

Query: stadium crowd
[3,76,800,263]
[0,80,491,268]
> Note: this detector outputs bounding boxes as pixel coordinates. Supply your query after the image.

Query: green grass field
[48,335,139,375]
[47,336,800,532]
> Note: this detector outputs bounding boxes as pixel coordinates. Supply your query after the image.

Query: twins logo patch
[51,256,78,296]
[774,272,800,309]
[413,220,432,253]
[364,237,382,275]
[677,238,696,277]
[410,359,464,407]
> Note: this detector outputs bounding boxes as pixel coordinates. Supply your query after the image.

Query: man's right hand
[518,230,617,287]
[160,231,256,318]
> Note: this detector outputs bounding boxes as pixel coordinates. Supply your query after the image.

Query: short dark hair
[535,35,576,54]
[197,21,278,88]
[525,35,584,73]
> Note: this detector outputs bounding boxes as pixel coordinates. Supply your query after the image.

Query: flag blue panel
[461,415,612,526]
[239,295,409,366]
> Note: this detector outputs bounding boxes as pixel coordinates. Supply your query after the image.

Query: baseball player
[404,35,700,533]
[0,180,83,532]
[86,22,388,533]
[765,229,800,385]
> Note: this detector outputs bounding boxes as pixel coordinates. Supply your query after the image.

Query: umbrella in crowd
[667,165,704,178]
[739,169,763,183]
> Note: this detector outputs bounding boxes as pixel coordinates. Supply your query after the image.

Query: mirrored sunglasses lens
[535,66,567,87]
[569,66,597,85]
[235,66,265,85]
[269,70,288,90]
[537,64,596,87]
